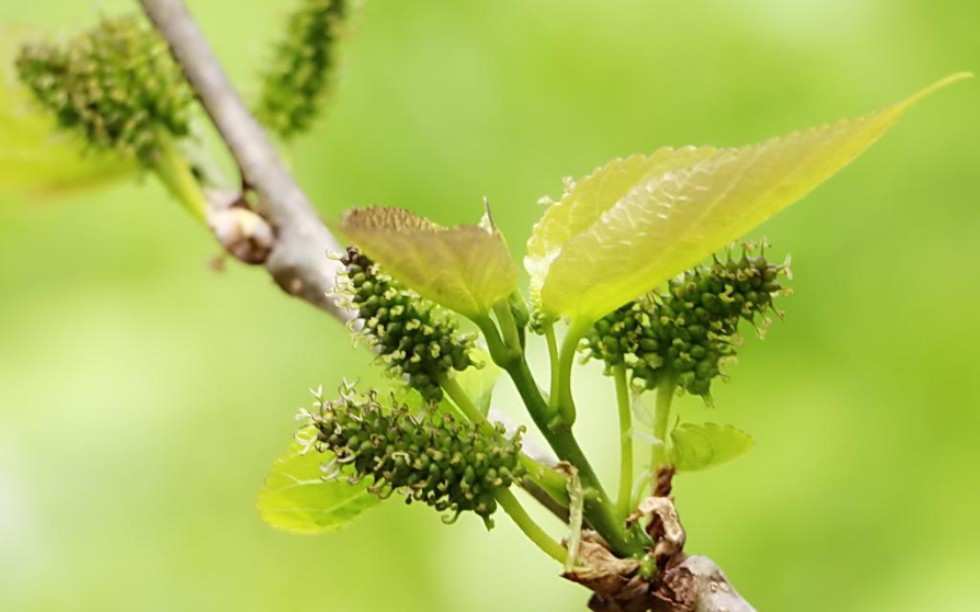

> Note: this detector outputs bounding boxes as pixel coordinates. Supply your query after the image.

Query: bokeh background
[1,0,978,610]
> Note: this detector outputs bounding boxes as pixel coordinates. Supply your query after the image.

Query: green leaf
[257,427,381,534]
[527,73,972,322]
[452,348,501,416]
[669,422,754,472]
[340,206,518,319]
[0,26,136,199]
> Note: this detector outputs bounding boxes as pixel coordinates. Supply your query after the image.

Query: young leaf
[0,27,136,198]
[257,427,381,534]
[340,206,518,318]
[527,73,972,322]
[669,422,754,472]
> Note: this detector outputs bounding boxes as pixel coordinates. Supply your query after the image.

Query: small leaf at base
[669,422,754,472]
[257,427,381,534]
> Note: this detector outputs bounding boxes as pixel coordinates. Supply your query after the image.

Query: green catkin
[255,0,349,139]
[339,246,476,403]
[307,385,526,527]
[586,243,790,400]
[15,15,193,166]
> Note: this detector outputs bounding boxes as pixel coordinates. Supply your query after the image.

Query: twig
[655,555,755,612]
[138,3,755,610]
[138,0,349,321]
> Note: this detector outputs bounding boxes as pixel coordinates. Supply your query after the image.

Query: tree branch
[138,0,349,321]
[137,3,754,610]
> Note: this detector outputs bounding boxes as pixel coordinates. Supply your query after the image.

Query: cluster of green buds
[306,384,526,526]
[15,15,193,166]
[338,246,477,403]
[255,0,350,139]
[586,243,790,399]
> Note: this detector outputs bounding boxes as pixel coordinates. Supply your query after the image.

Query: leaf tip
[898,72,974,111]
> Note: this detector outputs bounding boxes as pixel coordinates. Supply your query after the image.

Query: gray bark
[140,0,349,320]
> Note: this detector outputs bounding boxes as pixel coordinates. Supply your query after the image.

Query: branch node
[139,0,350,321]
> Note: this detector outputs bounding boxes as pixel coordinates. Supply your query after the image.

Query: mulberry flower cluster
[15,15,193,165]
[339,246,476,403]
[586,243,790,398]
[307,385,526,526]
[255,0,349,139]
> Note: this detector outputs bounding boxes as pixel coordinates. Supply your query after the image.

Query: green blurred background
[1,0,978,609]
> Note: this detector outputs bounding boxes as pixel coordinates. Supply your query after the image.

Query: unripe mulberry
[306,384,526,527]
[15,15,193,166]
[586,243,790,399]
[255,0,350,139]
[339,246,476,403]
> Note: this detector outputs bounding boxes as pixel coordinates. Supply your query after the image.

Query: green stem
[505,357,640,556]
[543,320,560,404]
[476,315,642,555]
[153,133,207,223]
[495,488,567,564]
[493,302,522,354]
[440,376,487,425]
[613,365,634,519]
[519,455,571,509]
[474,316,519,368]
[652,376,677,476]
[554,318,592,425]
[441,375,570,513]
